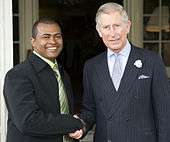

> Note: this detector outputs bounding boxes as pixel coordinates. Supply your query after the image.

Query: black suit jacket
[3,53,83,142]
[80,45,170,142]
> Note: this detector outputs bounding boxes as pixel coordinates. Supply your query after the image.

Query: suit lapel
[95,47,142,119]
[118,46,140,95]
[95,52,115,94]
[94,52,118,118]
[28,53,60,112]
[108,46,142,118]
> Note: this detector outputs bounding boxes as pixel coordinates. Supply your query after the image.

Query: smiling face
[31,23,63,62]
[97,11,131,53]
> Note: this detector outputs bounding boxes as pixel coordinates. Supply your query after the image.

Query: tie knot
[114,53,121,57]
[53,63,58,70]
[53,64,60,76]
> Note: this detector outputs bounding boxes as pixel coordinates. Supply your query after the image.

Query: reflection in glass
[143,0,170,78]
[143,17,159,40]
[144,0,158,14]
[145,6,170,32]
[144,43,159,54]
[162,31,170,40]
[143,30,159,41]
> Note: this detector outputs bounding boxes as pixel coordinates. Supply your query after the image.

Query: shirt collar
[107,40,131,57]
[33,51,58,69]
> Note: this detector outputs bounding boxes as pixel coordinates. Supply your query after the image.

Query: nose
[108,26,116,36]
[48,36,56,44]
[110,25,115,32]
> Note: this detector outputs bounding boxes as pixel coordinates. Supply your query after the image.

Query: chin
[48,52,59,57]
[110,46,121,51]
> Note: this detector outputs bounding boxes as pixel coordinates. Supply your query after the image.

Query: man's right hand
[69,114,86,139]
[69,129,83,139]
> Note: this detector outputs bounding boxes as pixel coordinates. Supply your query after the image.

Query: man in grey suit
[3,18,84,142]
[69,2,170,142]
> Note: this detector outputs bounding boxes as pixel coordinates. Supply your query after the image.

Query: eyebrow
[40,33,62,36]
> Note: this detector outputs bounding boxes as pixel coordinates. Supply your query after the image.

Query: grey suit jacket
[3,53,83,142]
[80,45,170,142]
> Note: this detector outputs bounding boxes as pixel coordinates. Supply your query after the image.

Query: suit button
[108,140,111,142]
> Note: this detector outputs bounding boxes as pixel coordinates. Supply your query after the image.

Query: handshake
[69,115,86,140]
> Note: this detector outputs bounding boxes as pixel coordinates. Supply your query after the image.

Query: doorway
[39,0,123,112]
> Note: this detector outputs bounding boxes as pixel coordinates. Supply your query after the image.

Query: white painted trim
[0,0,13,141]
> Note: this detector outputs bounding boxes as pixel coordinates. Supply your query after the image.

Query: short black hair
[32,17,61,38]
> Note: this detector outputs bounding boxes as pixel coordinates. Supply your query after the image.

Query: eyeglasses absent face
[31,23,63,62]
[97,11,131,53]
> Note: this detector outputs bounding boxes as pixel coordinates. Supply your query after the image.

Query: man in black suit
[69,2,170,142]
[3,18,83,142]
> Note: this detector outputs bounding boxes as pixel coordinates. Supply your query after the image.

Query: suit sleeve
[3,68,83,137]
[151,55,170,141]
[79,62,96,133]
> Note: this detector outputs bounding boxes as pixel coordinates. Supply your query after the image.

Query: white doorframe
[0,0,13,141]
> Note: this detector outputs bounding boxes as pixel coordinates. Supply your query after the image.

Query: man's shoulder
[132,45,163,67]
[132,45,158,58]
[85,51,106,65]
[6,58,32,77]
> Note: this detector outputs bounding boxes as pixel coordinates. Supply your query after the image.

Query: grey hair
[96,2,129,28]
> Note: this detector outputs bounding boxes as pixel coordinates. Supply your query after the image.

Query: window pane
[162,0,170,6]
[143,30,159,41]
[161,4,170,40]
[162,43,170,66]
[162,31,170,40]
[144,0,170,69]
[144,6,160,33]
[144,43,159,54]
[144,16,159,40]
[143,31,159,40]
[144,0,159,14]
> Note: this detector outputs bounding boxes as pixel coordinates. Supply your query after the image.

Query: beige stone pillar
[19,0,39,62]
[124,0,143,48]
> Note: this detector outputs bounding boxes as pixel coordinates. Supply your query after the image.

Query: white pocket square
[138,74,150,79]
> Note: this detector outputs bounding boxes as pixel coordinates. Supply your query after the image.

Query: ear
[31,37,35,48]
[126,20,131,34]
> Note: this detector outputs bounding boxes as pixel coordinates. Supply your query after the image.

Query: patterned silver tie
[112,54,122,91]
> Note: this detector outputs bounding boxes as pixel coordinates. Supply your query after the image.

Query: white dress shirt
[107,40,131,79]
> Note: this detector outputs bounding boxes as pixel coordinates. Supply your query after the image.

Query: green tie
[53,64,69,114]
[53,64,74,142]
